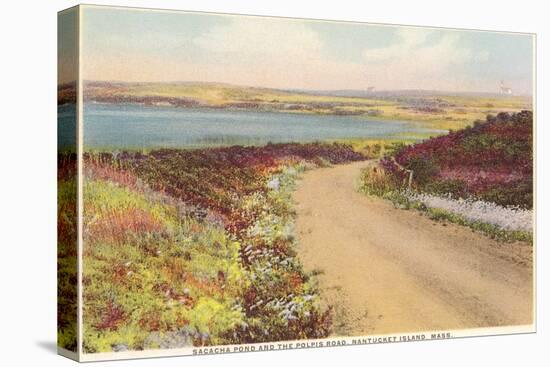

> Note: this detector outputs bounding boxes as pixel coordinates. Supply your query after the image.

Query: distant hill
[76,80,532,131]
[58,81,76,105]
[295,88,530,99]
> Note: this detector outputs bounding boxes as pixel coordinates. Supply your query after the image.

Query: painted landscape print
[58,5,534,357]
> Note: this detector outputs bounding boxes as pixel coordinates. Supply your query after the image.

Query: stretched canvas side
[57,5,82,362]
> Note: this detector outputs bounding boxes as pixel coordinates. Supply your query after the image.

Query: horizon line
[74,79,534,97]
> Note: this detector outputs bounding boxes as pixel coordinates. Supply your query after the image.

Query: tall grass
[81,143,363,352]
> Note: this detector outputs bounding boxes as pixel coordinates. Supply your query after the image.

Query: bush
[424,179,467,197]
[404,157,439,186]
[390,111,533,208]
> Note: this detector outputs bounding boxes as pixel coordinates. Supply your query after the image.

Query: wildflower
[267,177,280,191]
[405,191,532,232]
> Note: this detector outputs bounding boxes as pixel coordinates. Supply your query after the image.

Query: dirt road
[293,161,533,336]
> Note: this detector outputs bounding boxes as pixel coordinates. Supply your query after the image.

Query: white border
[78,324,535,362]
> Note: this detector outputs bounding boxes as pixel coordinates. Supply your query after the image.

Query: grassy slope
[391,111,533,208]
[80,143,364,352]
[83,179,247,352]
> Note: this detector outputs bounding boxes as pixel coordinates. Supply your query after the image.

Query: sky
[58,9,78,85]
[76,5,534,94]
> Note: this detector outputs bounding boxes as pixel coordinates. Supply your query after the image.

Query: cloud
[363,28,433,63]
[193,17,323,65]
[361,28,489,90]
[185,17,371,90]
[84,15,504,92]
[191,22,492,91]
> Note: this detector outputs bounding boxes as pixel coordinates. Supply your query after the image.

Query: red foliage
[94,301,126,331]
[383,111,533,207]
[86,207,165,245]
[85,143,364,236]
[86,161,140,190]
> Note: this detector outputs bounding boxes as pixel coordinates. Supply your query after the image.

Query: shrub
[404,157,439,186]
[391,111,533,208]
[359,111,533,241]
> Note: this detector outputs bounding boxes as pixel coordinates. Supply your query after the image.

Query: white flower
[267,177,280,191]
[405,192,532,232]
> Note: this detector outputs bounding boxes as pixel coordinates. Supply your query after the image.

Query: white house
[500,81,513,95]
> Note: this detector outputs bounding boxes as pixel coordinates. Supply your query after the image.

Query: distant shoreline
[75,81,532,131]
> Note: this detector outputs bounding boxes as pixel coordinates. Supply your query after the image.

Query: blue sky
[80,5,534,94]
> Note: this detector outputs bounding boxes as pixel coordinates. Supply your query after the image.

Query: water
[58,104,77,150]
[59,103,444,150]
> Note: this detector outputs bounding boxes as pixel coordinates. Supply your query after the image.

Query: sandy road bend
[293,161,533,336]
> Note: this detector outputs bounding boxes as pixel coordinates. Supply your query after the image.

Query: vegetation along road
[293,160,533,336]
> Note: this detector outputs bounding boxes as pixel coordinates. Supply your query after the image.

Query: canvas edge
[76,3,84,361]
[531,32,538,332]
[58,346,81,362]
[57,4,83,362]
